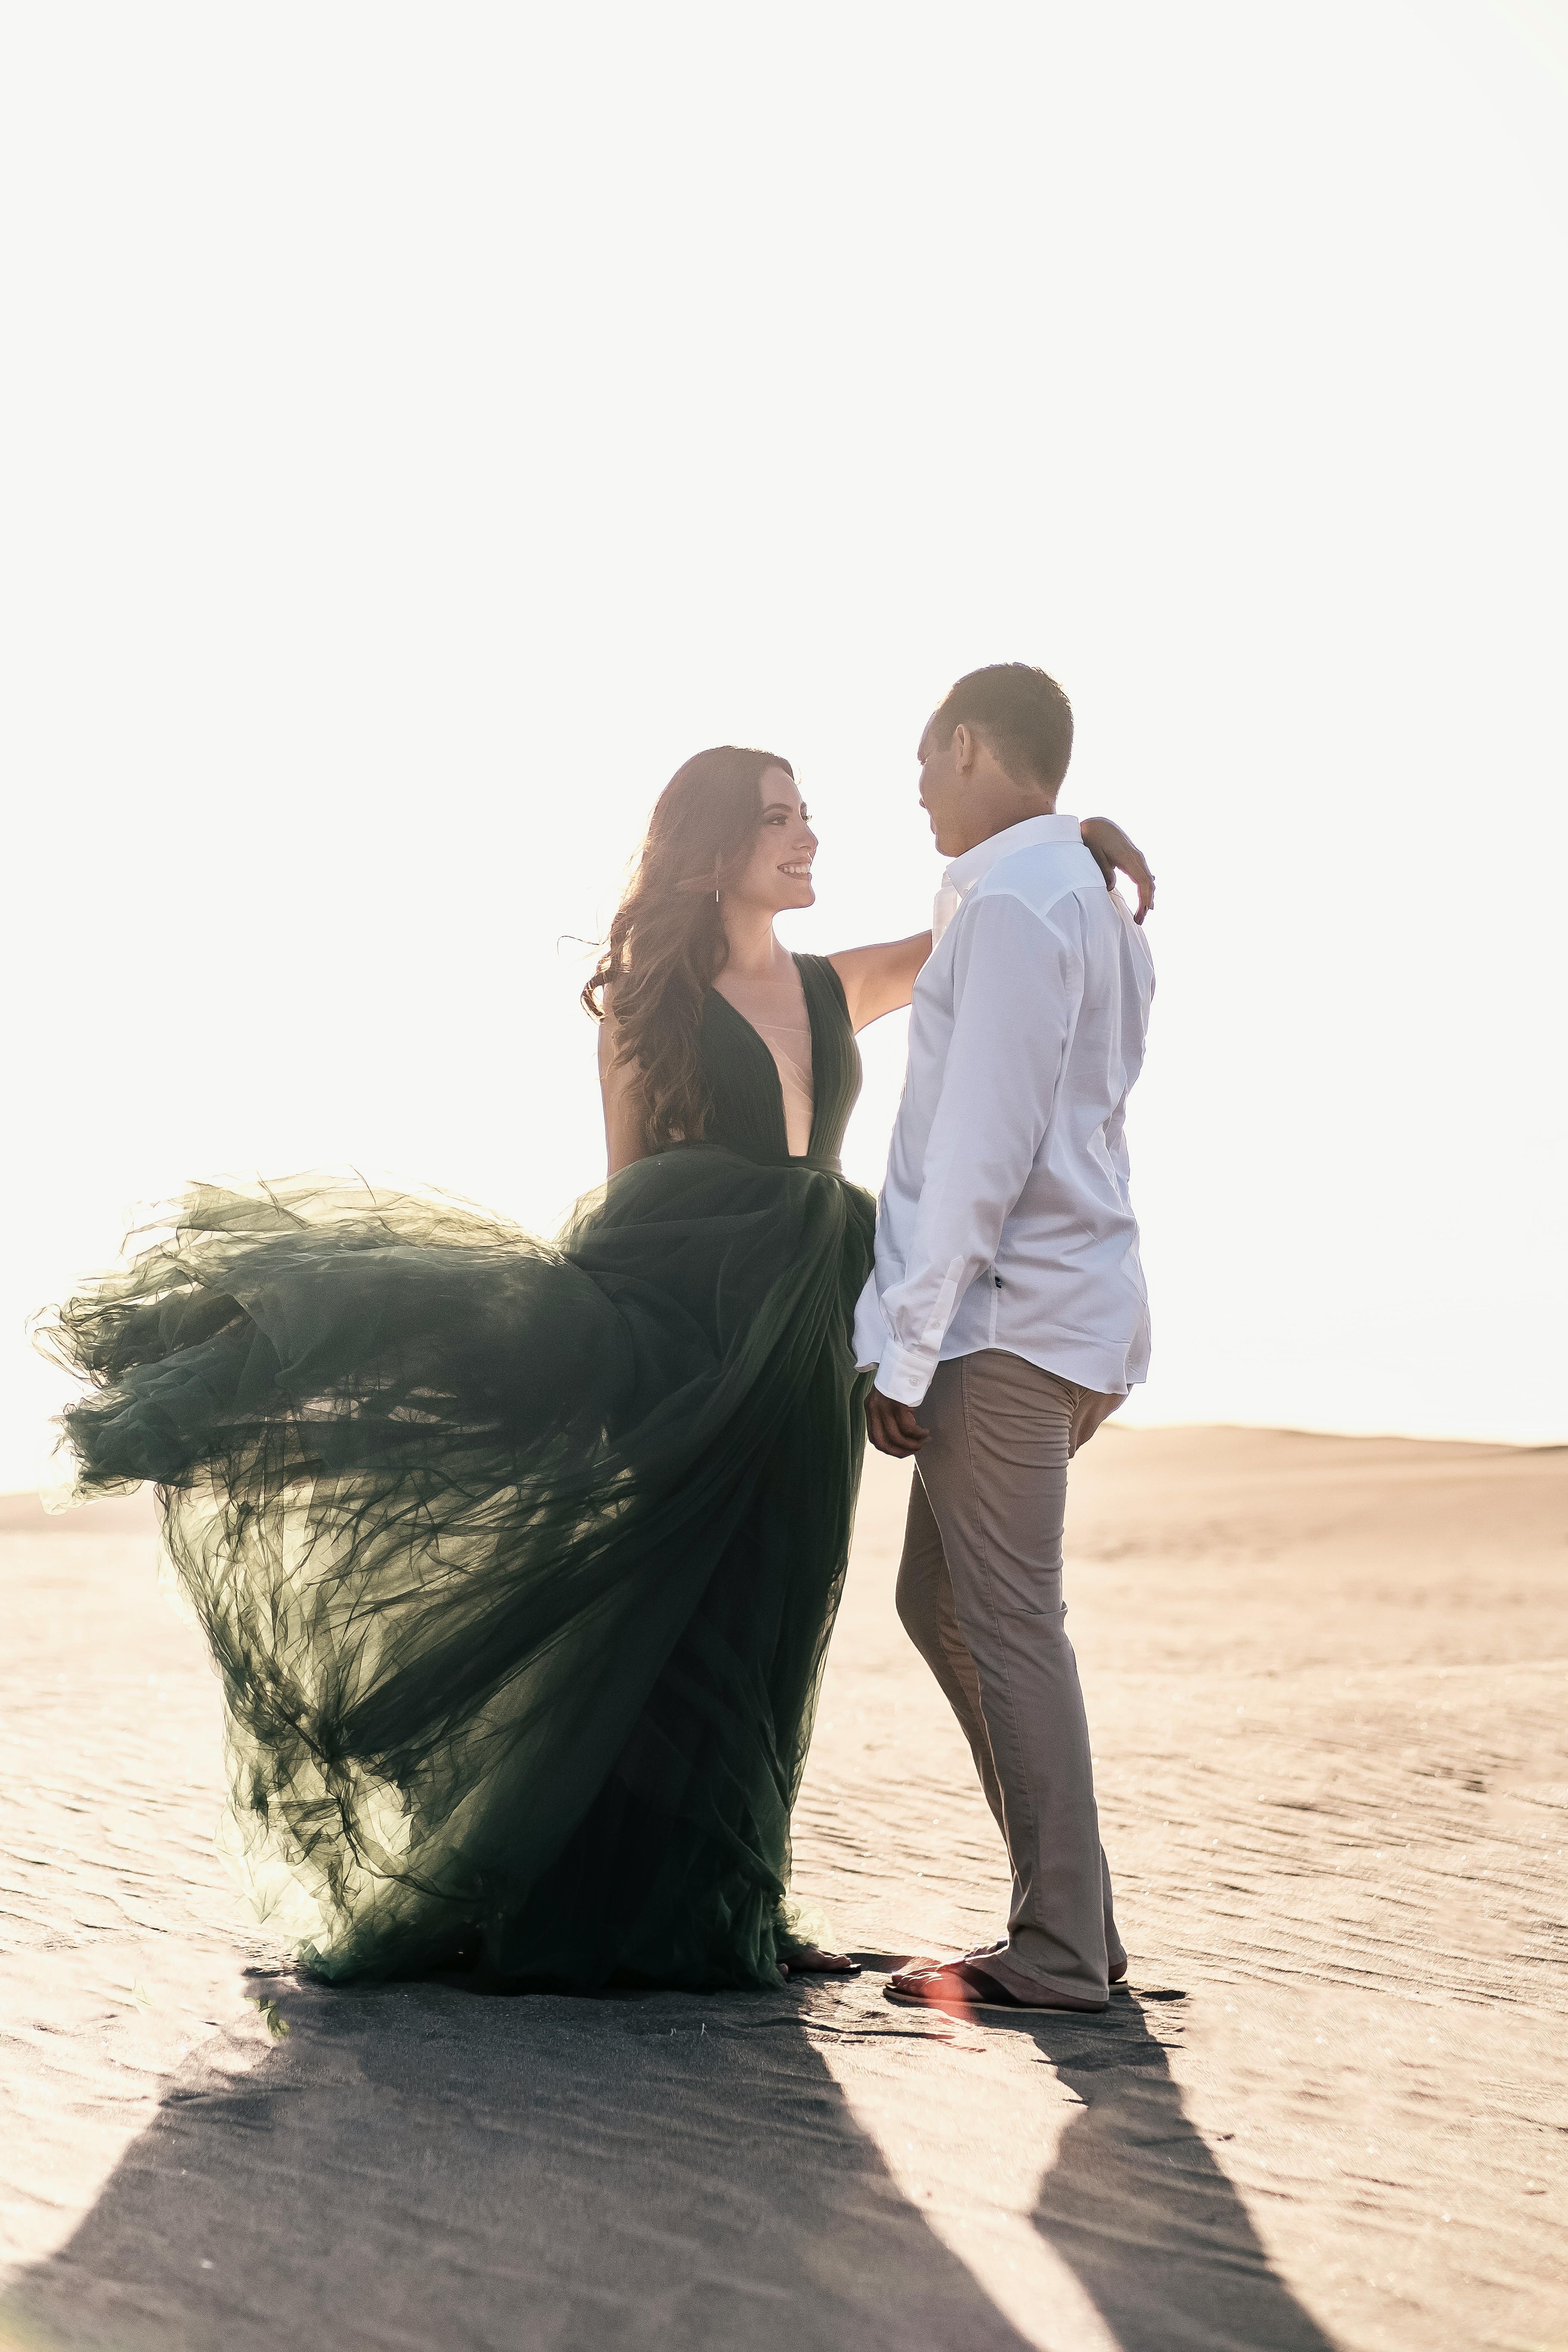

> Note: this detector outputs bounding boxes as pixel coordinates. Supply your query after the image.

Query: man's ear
[951,723,975,777]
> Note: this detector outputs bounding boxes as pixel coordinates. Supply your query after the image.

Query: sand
[1,1427,1563,2352]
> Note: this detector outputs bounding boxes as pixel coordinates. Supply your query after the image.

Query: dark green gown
[47,954,874,1990]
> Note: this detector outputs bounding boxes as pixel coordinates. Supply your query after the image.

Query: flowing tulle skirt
[43,1150,875,1989]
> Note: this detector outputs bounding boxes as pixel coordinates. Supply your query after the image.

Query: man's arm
[871,891,1077,1409]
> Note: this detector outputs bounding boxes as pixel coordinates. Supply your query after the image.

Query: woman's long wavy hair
[583,745,794,1154]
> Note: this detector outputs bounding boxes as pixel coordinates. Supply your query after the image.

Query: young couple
[51,662,1154,2017]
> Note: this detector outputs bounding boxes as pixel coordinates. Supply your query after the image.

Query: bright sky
[2,0,1564,1492]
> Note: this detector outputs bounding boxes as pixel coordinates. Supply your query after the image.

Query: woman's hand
[1080,818,1155,924]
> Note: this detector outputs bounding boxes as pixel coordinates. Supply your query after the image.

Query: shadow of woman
[1028,1993,1340,2352]
[2,1971,1037,2352]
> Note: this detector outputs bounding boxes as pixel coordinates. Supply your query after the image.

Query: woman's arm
[1080,817,1155,922]
[828,821,1153,1031]
[597,1004,647,1178]
[827,932,932,1033]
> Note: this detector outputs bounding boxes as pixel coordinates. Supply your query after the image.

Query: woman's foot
[780,1944,859,1976]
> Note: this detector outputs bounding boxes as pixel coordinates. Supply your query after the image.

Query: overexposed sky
[2,0,1564,1490]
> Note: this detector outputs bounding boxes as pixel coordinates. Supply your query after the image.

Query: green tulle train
[41,1148,874,1990]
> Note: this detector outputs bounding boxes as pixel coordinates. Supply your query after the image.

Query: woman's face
[726,768,818,913]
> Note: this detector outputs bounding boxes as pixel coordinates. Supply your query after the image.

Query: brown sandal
[885,1960,1107,2015]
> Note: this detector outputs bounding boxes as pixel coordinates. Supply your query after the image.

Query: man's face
[916,715,965,856]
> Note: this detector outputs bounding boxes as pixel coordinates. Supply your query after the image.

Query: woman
[44,746,1148,1992]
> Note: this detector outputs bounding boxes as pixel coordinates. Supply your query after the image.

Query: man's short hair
[931,663,1074,793]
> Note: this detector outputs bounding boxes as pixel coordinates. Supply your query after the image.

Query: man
[853,662,1155,2015]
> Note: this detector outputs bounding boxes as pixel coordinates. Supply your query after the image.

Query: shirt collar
[943,811,1080,898]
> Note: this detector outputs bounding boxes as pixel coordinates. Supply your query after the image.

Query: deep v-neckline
[697,954,859,1170]
[708,956,821,1159]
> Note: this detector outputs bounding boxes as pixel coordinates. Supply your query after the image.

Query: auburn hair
[583,745,793,1153]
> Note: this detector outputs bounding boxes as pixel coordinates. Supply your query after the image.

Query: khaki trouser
[895,1348,1123,2006]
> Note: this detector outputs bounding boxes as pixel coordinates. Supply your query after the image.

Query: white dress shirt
[853,812,1155,1406]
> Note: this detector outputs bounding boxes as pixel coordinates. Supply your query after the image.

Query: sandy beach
[2,1426,1563,2352]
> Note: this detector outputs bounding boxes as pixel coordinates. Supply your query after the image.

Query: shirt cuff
[851,1270,888,1374]
[874,1342,937,1408]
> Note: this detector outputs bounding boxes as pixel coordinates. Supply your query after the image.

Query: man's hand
[866,1387,930,1457]
[1079,818,1155,924]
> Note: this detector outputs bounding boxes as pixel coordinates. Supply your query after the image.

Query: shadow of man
[2,1971,1037,2352]
[1029,1992,1340,2352]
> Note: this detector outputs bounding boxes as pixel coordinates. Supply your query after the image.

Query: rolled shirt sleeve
[873,892,1076,1405]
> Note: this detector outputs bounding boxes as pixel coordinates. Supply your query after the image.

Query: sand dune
[2,1427,1563,2351]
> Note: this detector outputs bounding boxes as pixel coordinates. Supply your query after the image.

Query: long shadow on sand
[1028,1993,1338,2352]
[3,1969,1037,2352]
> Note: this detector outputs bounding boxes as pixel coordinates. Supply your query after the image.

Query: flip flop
[896,1948,1127,1987]
[885,1960,1108,2015]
